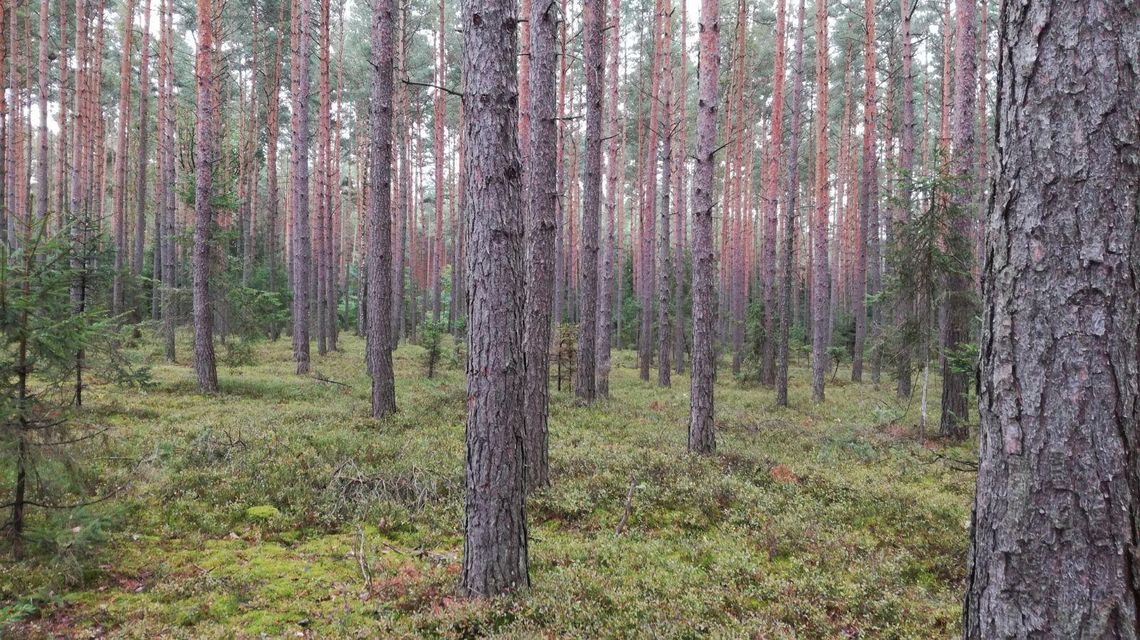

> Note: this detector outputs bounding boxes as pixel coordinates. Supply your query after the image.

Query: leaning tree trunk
[938,0,977,440]
[576,0,603,400]
[688,0,719,455]
[459,0,529,597]
[366,0,397,419]
[522,0,557,492]
[964,1,1139,635]
[192,0,219,393]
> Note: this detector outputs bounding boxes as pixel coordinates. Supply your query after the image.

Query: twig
[401,78,463,98]
[614,475,637,536]
[313,374,350,387]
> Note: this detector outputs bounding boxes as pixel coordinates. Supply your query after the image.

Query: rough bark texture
[459,0,529,597]
[938,0,977,440]
[964,1,1140,635]
[595,0,620,397]
[671,0,687,375]
[778,0,805,407]
[576,0,603,400]
[761,0,784,388]
[366,0,397,419]
[192,0,219,394]
[809,0,828,403]
[432,0,445,324]
[290,0,312,374]
[522,0,556,492]
[688,0,719,455]
[159,0,176,361]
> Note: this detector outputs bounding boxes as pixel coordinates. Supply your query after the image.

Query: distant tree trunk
[638,0,664,382]
[265,0,285,309]
[110,0,136,316]
[366,0,396,419]
[522,0,556,491]
[390,0,408,348]
[938,0,976,440]
[431,0,444,324]
[777,0,805,407]
[761,0,783,388]
[670,0,687,375]
[768,0,788,403]
[964,1,1139,634]
[595,0,620,397]
[34,0,48,226]
[459,0,529,597]
[852,0,876,384]
[808,0,829,403]
[290,0,312,374]
[656,16,672,388]
[688,0,719,455]
[192,0,219,393]
[894,0,915,400]
[133,0,152,312]
[315,0,332,356]
[159,0,177,361]
[576,0,603,399]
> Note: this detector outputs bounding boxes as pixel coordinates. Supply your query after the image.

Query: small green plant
[419,320,446,378]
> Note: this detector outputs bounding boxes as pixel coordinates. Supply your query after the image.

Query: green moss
[2,331,975,639]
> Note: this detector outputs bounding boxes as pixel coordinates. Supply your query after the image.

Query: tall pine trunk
[290,0,312,374]
[522,0,556,491]
[688,0,719,455]
[459,0,529,596]
[595,0,621,397]
[777,0,805,406]
[366,0,397,418]
[964,1,1139,633]
[937,0,977,440]
[576,0,603,400]
[192,0,219,393]
[808,0,829,402]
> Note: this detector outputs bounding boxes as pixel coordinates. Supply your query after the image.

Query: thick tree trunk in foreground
[459,0,529,597]
[688,0,719,455]
[290,0,313,374]
[192,0,219,393]
[964,1,1139,635]
[938,0,977,440]
[366,0,397,419]
[522,0,556,492]
[576,0,603,400]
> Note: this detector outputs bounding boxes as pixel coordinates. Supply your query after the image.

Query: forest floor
[3,333,975,639]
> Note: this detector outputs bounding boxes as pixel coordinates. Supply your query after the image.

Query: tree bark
[459,0,529,596]
[688,0,719,455]
[134,0,152,309]
[366,0,397,419]
[595,0,621,397]
[964,1,1139,634]
[290,0,312,374]
[522,0,556,491]
[808,0,828,403]
[110,0,136,316]
[937,0,977,440]
[778,0,805,407]
[894,0,915,400]
[192,0,219,393]
[576,0,603,400]
[655,9,672,388]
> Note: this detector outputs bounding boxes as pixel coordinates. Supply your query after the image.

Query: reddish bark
[688,0,720,455]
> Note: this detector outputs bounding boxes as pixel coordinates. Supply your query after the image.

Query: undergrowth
[1,330,975,638]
